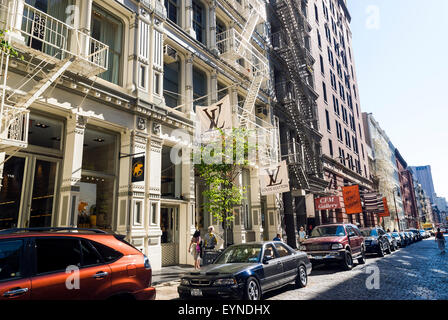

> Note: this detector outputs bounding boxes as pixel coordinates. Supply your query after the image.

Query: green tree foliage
[0,30,24,60]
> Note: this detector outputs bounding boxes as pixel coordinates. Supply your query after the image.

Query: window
[36,238,81,274]
[90,241,123,263]
[325,109,331,131]
[164,0,179,24]
[342,106,348,123]
[193,67,207,110]
[164,62,180,108]
[192,0,205,44]
[151,203,158,225]
[263,244,278,258]
[320,55,325,74]
[80,240,102,267]
[275,243,291,257]
[329,139,334,157]
[161,146,182,198]
[314,4,319,22]
[317,30,322,48]
[28,114,63,150]
[0,240,23,281]
[322,82,328,102]
[91,5,123,85]
[134,201,143,225]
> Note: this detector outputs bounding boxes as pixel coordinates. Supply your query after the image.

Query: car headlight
[180,279,190,286]
[213,278,237,286]
[331,243,343,250]
[299,245,307,251]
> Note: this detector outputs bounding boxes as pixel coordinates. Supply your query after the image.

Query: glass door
[28,159,58,228]
[0,157,26,229]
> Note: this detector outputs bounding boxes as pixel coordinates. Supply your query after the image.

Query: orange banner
[378,197,390,217]
[342,185,362,214]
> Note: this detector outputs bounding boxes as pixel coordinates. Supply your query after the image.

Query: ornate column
[146,121,163,270]
[184,0,196,38]
[184,53,195,118]
[208,0,218,54]
[210,70,218,104]
[250,167,263,241]
[57,114,86,227]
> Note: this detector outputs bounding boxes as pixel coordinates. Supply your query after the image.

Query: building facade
[0,0,287,270]
[409,165,436,204]
[308,0,374,227]
[395,149,419,229]
[363,113,404,231]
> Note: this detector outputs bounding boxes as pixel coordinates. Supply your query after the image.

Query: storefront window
[0,157,25,229]
[161,146,182,199]
[80,127,117,231]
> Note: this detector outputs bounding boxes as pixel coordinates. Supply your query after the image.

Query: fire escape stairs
[274,0,324,189]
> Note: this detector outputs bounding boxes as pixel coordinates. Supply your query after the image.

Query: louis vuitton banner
[196,95,233,133]
[259,161,290,196]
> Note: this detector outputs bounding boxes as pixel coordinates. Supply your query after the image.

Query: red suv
[0,228,156,300]
[299,224,365,270]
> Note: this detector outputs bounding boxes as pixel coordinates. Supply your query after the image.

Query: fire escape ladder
[274,0,322,188]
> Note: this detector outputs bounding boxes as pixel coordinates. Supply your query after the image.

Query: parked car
[408,231,417,243]
[385,233,398,251]
[419,230,427,239]
[389,232,402,248]
[178,241,311,300]
[406,229,422,241]
[299,224,365,270]
[360,227,391,257]
[399,232,408,247]
[0,228,156,300]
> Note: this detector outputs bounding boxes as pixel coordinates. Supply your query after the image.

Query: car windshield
[214,245,262,264]
[310,226,346,238]
[361,229,378,237]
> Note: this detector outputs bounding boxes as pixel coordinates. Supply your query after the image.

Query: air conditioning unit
[164,45,178,64]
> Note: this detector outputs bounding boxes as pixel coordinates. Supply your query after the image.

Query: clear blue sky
[347,0,448,200]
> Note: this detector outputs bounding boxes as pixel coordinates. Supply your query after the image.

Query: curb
[154,280,180,288]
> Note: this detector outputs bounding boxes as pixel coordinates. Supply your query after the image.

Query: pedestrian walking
[273,233,282,241]
[298,226,307,244]
[189,230,202,269]
[435,228,446,254]
[204,226,217,250]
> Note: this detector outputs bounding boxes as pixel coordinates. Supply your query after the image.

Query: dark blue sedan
[178,241,312,300]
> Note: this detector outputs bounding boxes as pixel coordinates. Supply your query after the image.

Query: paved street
[267,236,448,300]
[155,237,448,300]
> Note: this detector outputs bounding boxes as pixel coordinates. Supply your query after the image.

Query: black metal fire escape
[272,0,325,192]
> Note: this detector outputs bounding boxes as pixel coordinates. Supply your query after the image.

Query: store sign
[342,185,362,214]
[196,95,232,133]
[131,156,145,183]
[259,161,290,196]
[314,196,342,210]
[378,197,390,217]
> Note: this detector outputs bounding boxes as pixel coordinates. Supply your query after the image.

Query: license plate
[191,289,203,297]
[313,255,324,260]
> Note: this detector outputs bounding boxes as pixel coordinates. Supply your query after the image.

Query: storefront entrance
[160,206,179,266]
[0,155,59,229]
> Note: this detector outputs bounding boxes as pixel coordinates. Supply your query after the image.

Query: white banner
[259,160,290,196]
[196,95,233,133]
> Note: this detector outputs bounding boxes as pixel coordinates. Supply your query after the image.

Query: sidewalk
[153,264,195,300]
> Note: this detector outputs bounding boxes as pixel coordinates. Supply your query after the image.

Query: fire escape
[0,0,109,157]
[272,0,325,191]
[216,0,276,166]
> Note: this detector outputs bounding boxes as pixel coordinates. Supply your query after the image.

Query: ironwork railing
[0,0,109,75]
[0,104,29,149]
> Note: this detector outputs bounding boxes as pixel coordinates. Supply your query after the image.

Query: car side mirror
[263,255,274,264]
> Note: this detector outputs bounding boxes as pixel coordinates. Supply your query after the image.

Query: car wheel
[386,243,392,254]
[245,277,261,301]
[378,243,385,257]
[295,265,308,288]
[179,293,190,300]
[390,243,395,252]
[358,247,366,264]
[342,251,353,270]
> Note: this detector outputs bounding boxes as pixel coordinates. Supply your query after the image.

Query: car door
[0,238,31,300]
[274,243,297,284]
[260,244,283,291]
[346,226,361,255]
[30,237,112,300]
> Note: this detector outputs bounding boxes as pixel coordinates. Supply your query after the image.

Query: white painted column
[184,54,195,118]
[57,114,86,227]
[208,0,218,54]
[184,0,196,38]
[250,167,263,241]
[146,127,163,270]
